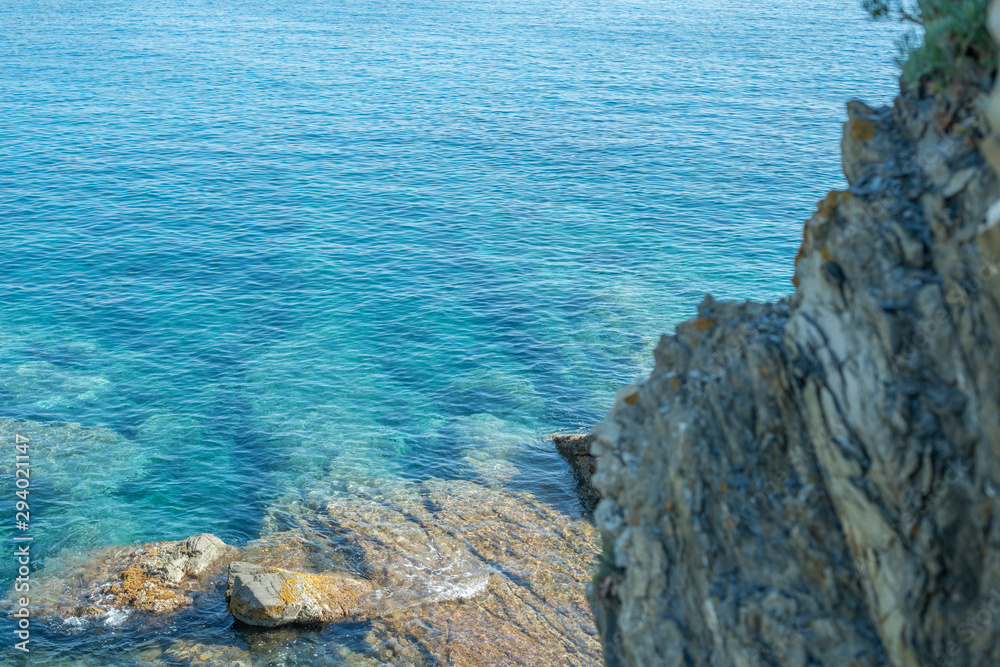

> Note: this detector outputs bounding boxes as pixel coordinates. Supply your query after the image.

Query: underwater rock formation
[589,6,1000,666]
[287,478,602,665]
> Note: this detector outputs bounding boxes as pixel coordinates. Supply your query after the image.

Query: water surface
[0,0,902,663]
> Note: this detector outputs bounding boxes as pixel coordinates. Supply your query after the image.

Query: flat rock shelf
[19,478,602,666]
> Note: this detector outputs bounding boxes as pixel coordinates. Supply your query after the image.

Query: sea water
[1,0,901,663]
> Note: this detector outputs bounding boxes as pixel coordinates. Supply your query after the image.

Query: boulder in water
[24,533,235,617]
[226,561,372,627]
[142,533,231,583]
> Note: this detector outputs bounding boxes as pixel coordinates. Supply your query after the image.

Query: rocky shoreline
[18,475,601,666]
[10,7,989,667]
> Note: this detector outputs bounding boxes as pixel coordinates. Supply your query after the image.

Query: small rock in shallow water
[226,561,372,627]
[23,533,235,618]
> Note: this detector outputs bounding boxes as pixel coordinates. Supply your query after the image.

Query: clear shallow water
[0,0,902,662]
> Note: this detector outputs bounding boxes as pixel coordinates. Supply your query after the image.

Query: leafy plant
[864,0,997,82]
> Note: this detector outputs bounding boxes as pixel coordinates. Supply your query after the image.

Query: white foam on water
[60,607,130,629]
[425,573,490,603]
[102,608,130,627]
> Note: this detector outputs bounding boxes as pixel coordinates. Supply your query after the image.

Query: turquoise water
[1,0,902,662]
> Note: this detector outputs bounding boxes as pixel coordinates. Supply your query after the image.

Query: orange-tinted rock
[26,533,235,618]
[296,478,602,665]
[226,561,372,627]
[102,566,191,614]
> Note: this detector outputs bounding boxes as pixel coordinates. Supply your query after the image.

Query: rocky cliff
[589,4,1000,666]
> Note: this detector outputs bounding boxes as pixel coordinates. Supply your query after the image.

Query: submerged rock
[222,478,600,663]
[0,419,147,490]
[296,478,602,665]
[226,561,371,627]
[21,479,599,664]
[162,639,253,667]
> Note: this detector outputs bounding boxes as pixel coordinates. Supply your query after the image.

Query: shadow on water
[396,431,469,483]
[507,442,594,521]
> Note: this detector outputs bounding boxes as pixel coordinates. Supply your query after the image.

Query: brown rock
[25,533,235,618]
[163,639,252,667]
[102,566,191,614]
[296,478,602,665]
[225,561,371,627]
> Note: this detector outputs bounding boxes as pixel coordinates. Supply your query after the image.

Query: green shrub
[864,0,997,82]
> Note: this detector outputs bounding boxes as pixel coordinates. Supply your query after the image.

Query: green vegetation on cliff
[864,0,997,82]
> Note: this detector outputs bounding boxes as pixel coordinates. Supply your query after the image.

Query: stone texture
[590,299,882,667]
[983,1,1000,176]
[22,478,598,664]
[292,478,602,665]
[23,533,235,617]
[551,432,600,513]
[99,533,235,612]
[590,10,1000,667]
[144,533,230,583]
[226,561,371,627]
[162,639,253,667]
[842,99,897,187]
[20,477,599,665]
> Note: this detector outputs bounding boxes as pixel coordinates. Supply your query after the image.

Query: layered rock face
[590,10,1000,667]
[591,299,884,666]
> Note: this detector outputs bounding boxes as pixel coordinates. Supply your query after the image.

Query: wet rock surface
[590,9,1000,667]
[290,478,602,665]
[19,479,600,665]
[161,639,253,667]
[551,432,600,514]
[226,561,371,627]
[146,533,231,584]
[29,533,235,617]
